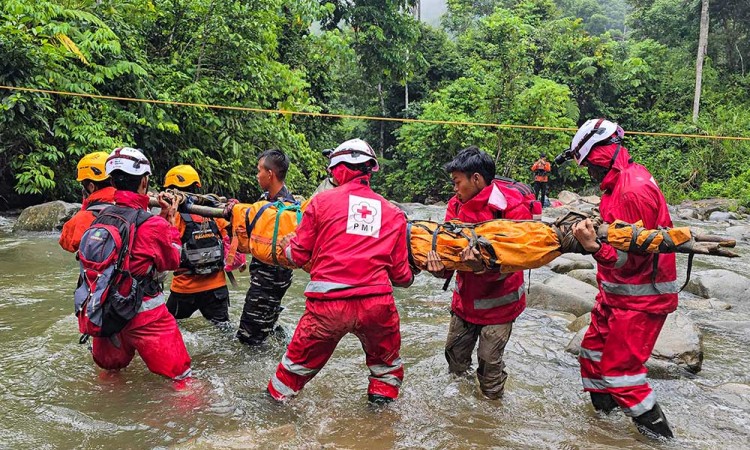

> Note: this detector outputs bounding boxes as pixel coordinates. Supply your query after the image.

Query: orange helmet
[164,165,201,188]
[76,151,110,182]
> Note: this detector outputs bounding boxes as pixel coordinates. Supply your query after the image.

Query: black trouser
[237,259,293,346]
[167,285,230,326]
[534,181,548,206]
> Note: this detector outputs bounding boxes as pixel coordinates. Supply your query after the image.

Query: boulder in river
[708,211,740,222]
[527,275,597,316]
[556,190,580,205]
[13,201,81,232]
[566,311,703,375]
[683,269,750,306]
[567,312,591,332]
[566,269,598,288]
[547,257,594,274]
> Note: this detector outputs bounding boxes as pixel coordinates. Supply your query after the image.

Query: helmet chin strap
[608,143,622,170]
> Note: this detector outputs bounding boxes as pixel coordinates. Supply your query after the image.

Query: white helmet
[105,147,152,176]
[570,119,624,165]
[327,138,379,172]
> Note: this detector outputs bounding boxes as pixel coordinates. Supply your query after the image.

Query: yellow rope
[3,84,750,141]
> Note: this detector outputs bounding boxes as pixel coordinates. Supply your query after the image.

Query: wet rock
[581,195,601,205]
[678,198,737,220]
[566,311,703,374]
[723,225,750,242]
[13,201,81,232]
[709,383,750,410]
[677,208,698,220]
[567,269,598,288]
[684,269,750,304]
[708,211,739,222]
[557,190,580,205]
[547,257,594,274]
[680,298,732,311]
[567,312,591,332]
[527,275,597,316]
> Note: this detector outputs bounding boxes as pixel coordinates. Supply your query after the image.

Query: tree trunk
[692,0,710,123]
[378,82,385,156]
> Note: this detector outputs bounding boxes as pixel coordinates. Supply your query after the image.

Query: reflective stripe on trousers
[138,293,165,313]
[582,373,647,390]
[621,391,656,417]
[473,285,525,310]
[601,281,678,296]
[270,374,298,398]
[304,281,354,294]
[368,357,403,387]
[282,352,319,377]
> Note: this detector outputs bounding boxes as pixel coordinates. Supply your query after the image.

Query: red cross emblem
[357,205,373,218]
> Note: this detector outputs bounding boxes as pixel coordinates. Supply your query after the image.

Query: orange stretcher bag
[230,200,304,266]
[407,219,562,273]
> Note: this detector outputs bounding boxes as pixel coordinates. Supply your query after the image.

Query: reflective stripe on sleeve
[473,285,525,310]
[173,368,192,381]
[285,245,296,267]
[579,347,602,362]
[281,353,318,377]
[304,281,354,294]
[621,391,656,417]
[601,281,678,296]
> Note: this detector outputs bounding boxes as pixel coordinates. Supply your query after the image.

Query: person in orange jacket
[531,152,551,207]
[59,152,117,253]
[163,165,233,328]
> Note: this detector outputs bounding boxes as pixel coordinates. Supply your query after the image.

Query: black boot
[590,392,619,414]
[632,403,674,439]
[368,394,394,405]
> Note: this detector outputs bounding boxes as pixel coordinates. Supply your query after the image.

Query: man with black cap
[531,153,551,206]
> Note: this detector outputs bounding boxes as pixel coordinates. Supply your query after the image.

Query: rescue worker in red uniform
[426,146,531,399]
[267,138,416,404]
[163,165,232,328]
[91,148,192,381]
[569,119,677,439]
[59,152,117,252]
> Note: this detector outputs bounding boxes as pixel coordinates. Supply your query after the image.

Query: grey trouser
[445,313,513,399]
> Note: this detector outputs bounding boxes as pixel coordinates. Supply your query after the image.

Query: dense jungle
[1,0,749,207]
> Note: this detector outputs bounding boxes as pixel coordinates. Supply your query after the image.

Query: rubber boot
[590,392,618,414]
[368,394,394,405]
[632,403,674,439]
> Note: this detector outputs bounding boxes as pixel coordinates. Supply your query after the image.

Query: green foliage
[0,0,749,209]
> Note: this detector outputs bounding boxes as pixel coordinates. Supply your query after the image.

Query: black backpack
[179,213,224,275]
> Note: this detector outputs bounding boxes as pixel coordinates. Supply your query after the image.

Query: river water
[1,209,749,449]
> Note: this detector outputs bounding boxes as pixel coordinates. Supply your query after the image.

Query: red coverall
[580,144,678,417]
[91,191,192,380]
[267,174,413,401]
[59,186,117,253]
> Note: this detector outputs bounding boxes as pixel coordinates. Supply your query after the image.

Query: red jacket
[113,191,182,308]
[59,187,117,253]
[285,175,412,300]
[590,144,678,314]
[444,179,531,325]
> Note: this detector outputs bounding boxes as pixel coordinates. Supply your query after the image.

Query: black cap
[322,148,333,158]
[540,152,547,158]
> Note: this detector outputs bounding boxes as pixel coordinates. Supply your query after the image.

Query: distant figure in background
[531,153,551,207]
